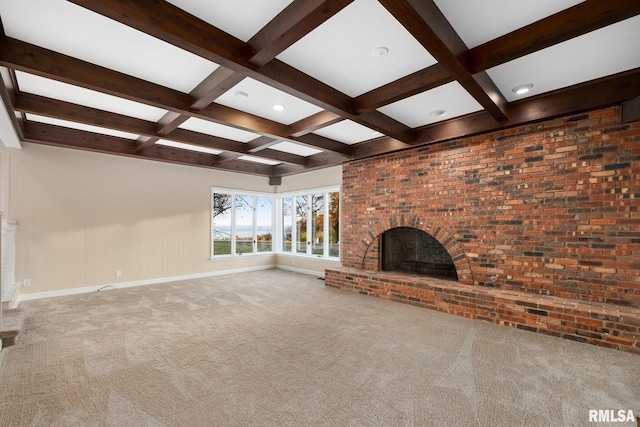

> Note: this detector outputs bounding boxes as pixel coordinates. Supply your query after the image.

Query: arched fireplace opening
[381,227,458,280]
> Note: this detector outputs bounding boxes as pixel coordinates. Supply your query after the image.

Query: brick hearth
[326,106,640,353]
[326,268,640,354]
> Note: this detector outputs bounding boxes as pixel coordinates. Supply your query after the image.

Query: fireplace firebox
[381,227,457,280]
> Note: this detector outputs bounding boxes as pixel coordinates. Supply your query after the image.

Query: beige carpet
[0,269,638,426]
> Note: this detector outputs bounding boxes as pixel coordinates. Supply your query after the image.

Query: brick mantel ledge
[325,267,640,355]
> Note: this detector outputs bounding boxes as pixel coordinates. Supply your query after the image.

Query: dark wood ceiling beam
[259,148,307,166]
[379,0,508,122]
[14,92,157,135]
[13,92,260,155]
[247,0,354,67]
[291,133,353,156]
[351,137,411,159]
[245,136,279,152]
[469,0,640,73]
[23,121,277,175]
[159,128,248,154]
[272,163,306,176]
[68,0,414,142]
[0,37,191,111]
[136,136,158,151]
[209,158,276,176]
[214,152,242,164]
[72,0,350,112]
[196,103,289,137]
[67,0,253,71]
[304,151,350,168]
[287,110,342,137]
[411,67,640,148]
[189,67,245,110]
[212,145,309,167]
[156,111,188,136]
[0,37,293,140]
[352,64,453,113]
[357,110,415,142]
[257,59,415,142]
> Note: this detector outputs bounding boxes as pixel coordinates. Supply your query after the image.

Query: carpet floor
[0,269,638,426]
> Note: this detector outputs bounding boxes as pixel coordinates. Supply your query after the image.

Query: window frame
[211,188,276,259]
[211,186,340,260]
[276,186,340,260]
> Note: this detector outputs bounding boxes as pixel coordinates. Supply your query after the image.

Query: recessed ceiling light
[430,109,446,117]
[273,104,285,111]
[512,83,534,95]
[372,46,389,57]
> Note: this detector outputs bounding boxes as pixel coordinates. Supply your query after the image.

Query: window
[328,192,340,257]
[212,190,274,257]
[311,194,324,255]
[295,195,307,253]
[282,197,293,253]
[278,188,340,258]
[212,187,339,259]
[256,197,272,252]
[212,193,232,255]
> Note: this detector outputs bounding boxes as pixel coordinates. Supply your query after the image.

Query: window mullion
[323,192,330,257]
[306,194,312,255]
[230,196,236,255]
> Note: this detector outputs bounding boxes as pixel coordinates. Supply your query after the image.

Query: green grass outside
[214,241,338,257]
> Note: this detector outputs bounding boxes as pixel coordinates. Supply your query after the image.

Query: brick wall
[340,107,640,308]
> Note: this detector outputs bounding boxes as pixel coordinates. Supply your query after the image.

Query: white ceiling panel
[26,114,139,140]
[488,16,640,102]
[313,120,378,145]
[214,78,323,125]
[434,0,585,49]
[269,141,322,157]
[16,72,167,122]
[238,155,281,165]
[278,0,437,97]
[156,139,222,155]
[166,0,293,42]
[178,117,260,143]
[378,81,483,128]
[0,0,218,93]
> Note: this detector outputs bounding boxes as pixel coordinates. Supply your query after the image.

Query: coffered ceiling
[0,0,639,179]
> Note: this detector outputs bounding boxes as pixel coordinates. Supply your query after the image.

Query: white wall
[0,142,10,216]
[277,166,341,193]
[8,143,343,297]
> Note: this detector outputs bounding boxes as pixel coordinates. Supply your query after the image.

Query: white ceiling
[15,71,168,122]
[1,0,218,93]
[434,0,585,48]
[178,117,259,143]
[278,0,437,97]
[0,0,638,174]
[379,82,483,128]
[313,120,379,145]
[214,78,324,125]
[166,0,293,42]
[488,15,640,102]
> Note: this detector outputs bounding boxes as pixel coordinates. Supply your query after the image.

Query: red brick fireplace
[326,106,640,354]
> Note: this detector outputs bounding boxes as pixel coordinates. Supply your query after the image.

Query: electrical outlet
[116,270,122,278]
[23,279,31,287]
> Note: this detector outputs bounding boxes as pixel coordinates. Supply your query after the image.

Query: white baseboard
[17,264,276,303]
